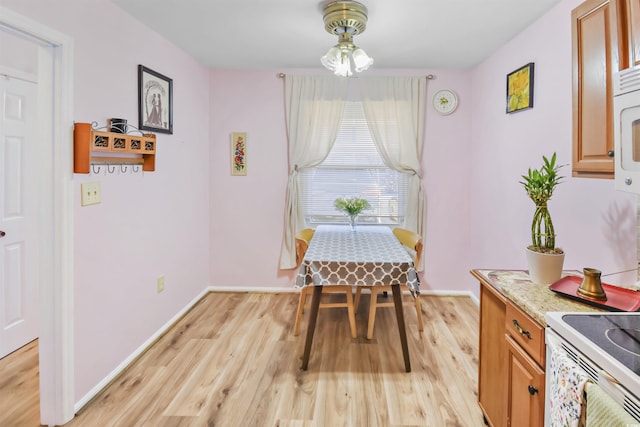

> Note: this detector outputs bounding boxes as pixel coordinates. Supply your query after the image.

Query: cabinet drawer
[505,301,545,367]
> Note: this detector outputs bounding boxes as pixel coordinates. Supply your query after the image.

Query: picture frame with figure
[138,65,173,134]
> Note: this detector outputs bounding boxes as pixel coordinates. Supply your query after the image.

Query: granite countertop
[474,269,607,326]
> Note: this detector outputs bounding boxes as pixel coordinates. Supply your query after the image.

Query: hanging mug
[110,118,127,134]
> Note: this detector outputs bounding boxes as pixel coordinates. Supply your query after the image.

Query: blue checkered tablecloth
[295,225,420,293]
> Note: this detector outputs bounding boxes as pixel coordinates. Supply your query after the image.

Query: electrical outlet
[81,181,101,206]
[157,275,165,293]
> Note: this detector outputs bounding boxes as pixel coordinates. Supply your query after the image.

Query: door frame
[0,6,75,426]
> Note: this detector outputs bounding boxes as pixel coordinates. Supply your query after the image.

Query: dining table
[295,224,421,372]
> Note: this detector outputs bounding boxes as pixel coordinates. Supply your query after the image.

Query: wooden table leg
[301,285,323,370]
[391,284,411,372]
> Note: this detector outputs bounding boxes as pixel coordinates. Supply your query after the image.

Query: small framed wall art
[231,132,247,176]
[506,62,534,114]
[138,65,173,134]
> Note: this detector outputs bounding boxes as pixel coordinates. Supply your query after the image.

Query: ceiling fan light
[352,48,373,72]
[334,52,352,77]
[321,46,342,69]
[321,1,372,76]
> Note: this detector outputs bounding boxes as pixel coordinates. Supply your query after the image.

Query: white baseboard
[207,285,478,303]
[74,287,210,412]
[207,285,299,293]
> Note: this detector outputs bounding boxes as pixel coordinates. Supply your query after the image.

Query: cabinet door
[479,283,507,427]
[616,0,640,68]
[572,0,620,178]
[506,335,545,427]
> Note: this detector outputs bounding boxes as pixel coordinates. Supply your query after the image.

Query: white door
[0,74,38,358]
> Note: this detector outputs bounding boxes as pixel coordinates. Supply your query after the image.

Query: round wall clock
[433,89,458,115]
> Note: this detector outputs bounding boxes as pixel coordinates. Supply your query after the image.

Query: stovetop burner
[607,328,640,357]
[563,314,640,375]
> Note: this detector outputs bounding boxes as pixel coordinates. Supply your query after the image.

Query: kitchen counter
[471,269,605,326]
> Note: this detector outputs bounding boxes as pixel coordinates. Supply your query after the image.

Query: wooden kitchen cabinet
[473,270,603,427]
[475,272,546,427]
[505,303,545,427]
[572,0,621,178]
[478,280,507,426]
[506,335,545,427]
[615,0,640,68]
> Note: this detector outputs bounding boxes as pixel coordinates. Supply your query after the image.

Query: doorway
[0,6,75,426]
[0,33,39,360]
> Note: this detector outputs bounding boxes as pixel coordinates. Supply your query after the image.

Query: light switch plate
[81,182,101,206]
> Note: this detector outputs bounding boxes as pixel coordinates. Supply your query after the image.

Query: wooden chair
[292,229,357,338]
[354,227,424,339]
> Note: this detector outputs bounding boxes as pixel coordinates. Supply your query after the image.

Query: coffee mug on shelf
[109,118,127,134]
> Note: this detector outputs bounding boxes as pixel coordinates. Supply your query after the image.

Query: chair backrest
[295,228,315,265]
[392,227,423,270]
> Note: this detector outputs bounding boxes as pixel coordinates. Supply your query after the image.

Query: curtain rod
[277,73,434,79]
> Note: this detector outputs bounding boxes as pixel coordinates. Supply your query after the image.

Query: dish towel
[548,344,590,427]
[585,382,639,426]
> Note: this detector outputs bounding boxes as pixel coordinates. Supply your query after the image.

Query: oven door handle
[600,369,621,386]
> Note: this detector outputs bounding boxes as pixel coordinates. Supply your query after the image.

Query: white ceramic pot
[525,248,565,284]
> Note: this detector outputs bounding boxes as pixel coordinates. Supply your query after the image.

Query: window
[300,101,408,225]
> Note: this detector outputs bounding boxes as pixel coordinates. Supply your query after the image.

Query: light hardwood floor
[1,292,483,427]
[0,339,39,426]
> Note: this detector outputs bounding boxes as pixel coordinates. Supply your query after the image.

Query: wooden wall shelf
[73,122,156,173]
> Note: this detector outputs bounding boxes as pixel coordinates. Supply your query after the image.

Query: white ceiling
[112,0,563,70]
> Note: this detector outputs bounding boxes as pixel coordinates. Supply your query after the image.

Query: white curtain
[279,75,347,269]
[358,76,427,255]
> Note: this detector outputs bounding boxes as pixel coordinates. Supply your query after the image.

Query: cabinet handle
[608,150,614,158]
[0,231,5,238]
[528,385,538,395]
[512,319,532,340]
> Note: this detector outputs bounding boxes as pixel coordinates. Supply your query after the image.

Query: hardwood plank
[2,292,485,427]
[313,316,373,426]
[412,296,481,426]
[0,339,40,427]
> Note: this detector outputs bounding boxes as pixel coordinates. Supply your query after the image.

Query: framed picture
[506,62,534,114]
[138,65,173,134]
[231,132,247,176]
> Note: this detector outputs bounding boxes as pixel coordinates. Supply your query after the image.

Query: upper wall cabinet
[616,0,640,69]
[572,0,621,178]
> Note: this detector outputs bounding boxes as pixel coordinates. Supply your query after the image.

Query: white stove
[545,311,640,424]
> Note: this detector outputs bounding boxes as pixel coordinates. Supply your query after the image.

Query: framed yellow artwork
[506,62,534,114]
[231,132,247,176]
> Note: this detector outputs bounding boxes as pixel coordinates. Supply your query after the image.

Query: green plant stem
[531,204,555,250]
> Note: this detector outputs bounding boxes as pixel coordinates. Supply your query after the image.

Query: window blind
[300,101,408,225]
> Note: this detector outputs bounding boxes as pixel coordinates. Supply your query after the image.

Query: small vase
[349,214,358,231]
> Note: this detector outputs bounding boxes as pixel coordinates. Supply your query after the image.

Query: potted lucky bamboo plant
[520,152,565,284]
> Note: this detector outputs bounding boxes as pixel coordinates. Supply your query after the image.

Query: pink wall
[0,0,211,401]
[470,0,638,290]
[208,70,291,288]
[208,69,475,293]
